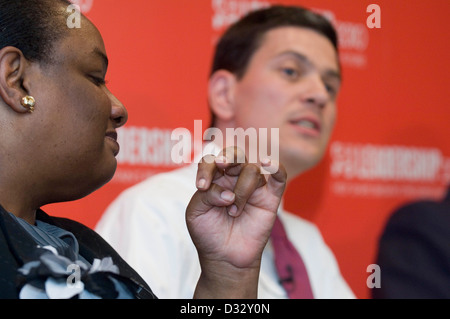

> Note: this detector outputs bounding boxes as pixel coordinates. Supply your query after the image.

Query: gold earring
[21,96,36,113]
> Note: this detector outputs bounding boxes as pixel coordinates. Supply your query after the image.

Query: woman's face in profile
[28,18,128,201]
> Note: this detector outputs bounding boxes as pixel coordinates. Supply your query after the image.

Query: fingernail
[197,178,206,189]
[220,190,235,202]
[228,205,238,216]
[261,158,271,166]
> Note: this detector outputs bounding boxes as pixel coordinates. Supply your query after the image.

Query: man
[96,5,354,298]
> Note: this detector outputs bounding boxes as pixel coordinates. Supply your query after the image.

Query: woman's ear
[208,69,237,122]
[0,46,32,113]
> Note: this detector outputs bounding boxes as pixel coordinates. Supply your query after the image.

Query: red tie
[270,216,314,299]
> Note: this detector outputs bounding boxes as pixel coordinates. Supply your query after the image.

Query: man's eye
[325,84,334,94]
[325,83,338,97]
[280,67,299,80]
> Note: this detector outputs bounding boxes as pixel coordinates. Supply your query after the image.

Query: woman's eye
[90,76,107,86]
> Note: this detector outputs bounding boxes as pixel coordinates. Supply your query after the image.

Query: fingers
[226,163,265,217]
[196,154,219,190]
[195,163,264,218]
[194,147,287,218]
[187,183,236,219]
[228,159,286,216]
[196,146,247,191]
[218,146,247,166]
[264,160,287,198]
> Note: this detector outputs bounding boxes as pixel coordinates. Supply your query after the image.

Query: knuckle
[244,163,261,176]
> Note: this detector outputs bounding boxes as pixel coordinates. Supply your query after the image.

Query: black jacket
[372,188,450,299]
[0,205,156,299]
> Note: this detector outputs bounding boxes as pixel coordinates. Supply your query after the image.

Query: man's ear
[208,70,237,122]
[0,46,32,113]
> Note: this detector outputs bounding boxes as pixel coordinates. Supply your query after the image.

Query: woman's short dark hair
[0,0,72,63]
[211,5,338,78]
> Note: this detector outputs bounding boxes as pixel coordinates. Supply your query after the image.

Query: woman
[0,0,286,299]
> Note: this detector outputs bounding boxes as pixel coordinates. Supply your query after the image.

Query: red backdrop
[44,0,450,299]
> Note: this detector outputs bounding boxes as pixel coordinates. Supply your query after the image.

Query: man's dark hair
[209,5,338,127]
[211,5,338,78]
[0,0,73,63]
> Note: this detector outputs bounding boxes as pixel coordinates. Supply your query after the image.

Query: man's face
[232,26,341,179]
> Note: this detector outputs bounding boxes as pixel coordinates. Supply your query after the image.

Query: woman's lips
[105,131,120,156]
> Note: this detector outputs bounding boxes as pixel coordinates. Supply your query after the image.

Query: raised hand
[186,147,287,298]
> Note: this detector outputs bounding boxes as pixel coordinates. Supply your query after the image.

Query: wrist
[194,260,261,299]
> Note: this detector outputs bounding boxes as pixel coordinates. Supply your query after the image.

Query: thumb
[186,183,236,220]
